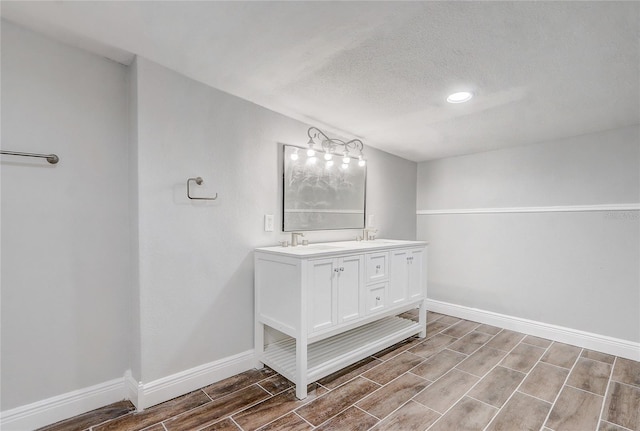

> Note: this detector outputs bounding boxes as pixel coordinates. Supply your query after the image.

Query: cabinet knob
[340,267,345,272]
[376,265,381,270]
[376,296,381,301]
[334,268,340,273]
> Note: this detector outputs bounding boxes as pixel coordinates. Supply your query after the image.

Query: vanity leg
[255,320,264,369]
[295,336,308,399]
[418,300,428,338]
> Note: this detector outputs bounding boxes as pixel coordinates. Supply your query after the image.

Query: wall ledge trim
[0,377,126,431]
[426,299,640,361]
[417,203,640,215]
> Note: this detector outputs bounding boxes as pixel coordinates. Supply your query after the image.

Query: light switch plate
[264,214,274,232]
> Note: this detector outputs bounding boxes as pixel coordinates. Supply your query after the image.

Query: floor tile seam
[580,351,617,365]
[420,338,523,430]
[600,419,635,431]
[465,394,501,411]
[82,409,138,431]
[564,383,606,398]
[578,355,615,367]
[519,339,552,349]
[513,390,553,406]
[480,342,556,431]
[359,374,384,388]
[307,399,369,429]
[539,346,585,430]
[228,416,245,431]
[239,401,304,431]
[294,411,315,429]
[205,382,270,405]
[353,403,381,421]
[353,369,433,419]
[183,390,274,431]
[202,388,215,402]
[436,334,528,424]
[443,347,469,357]
[596,356,617,429]
[609,379,640,390]
[421,328,529,431]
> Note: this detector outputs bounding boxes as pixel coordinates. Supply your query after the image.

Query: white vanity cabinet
[254,240,427,399]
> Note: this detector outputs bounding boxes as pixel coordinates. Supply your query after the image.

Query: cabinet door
[389,249,409,305]
[337,255,364,323]
[407,248,425,299]
[308,258,337,332]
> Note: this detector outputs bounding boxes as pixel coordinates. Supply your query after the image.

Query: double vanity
[254,239,428,399]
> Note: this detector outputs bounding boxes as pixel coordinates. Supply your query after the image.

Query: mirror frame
[282,144,367,232]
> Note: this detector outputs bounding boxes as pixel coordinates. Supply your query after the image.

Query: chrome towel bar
[1,150,59,164]
[187,177,218,200]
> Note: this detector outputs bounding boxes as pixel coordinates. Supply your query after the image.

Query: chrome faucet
[363,228,378,241]
[291,232,304,247]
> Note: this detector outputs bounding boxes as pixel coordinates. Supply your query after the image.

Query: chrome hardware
[376,296,381,301]
[187,177,218,200]
[340,267,345,272]
[363,228,378,241]
[291,232,304,247]
[1,150,59,164]
[376,265,381,270]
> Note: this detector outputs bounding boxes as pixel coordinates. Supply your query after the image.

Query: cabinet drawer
[366,252,388,283]
[366,282,387,314]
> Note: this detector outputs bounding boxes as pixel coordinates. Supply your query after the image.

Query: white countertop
[255,239,428,257]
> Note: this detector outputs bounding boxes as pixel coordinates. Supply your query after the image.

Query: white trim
[137,349,255,410]
[0,377,125,431]
[417,203,640,215]
[284,209,364,214]
[124,370,142,412]
[1,351,256,429]
[426,299,640,361]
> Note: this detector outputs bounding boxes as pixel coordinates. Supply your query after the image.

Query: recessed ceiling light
[447,91,473,103]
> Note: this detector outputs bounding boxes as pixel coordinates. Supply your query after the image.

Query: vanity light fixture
[305,126,366,168]
[447,91,473,103]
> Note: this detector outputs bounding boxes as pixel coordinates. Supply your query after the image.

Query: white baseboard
[426,299,640,361]
[0,377,126,431]
[1,350,256,430]
[134,349,255,410]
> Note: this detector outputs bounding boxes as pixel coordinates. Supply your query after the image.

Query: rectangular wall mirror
[283,144,366,231]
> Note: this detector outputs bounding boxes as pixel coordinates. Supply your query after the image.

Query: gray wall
[1,21,417,410]
[417,126,640,342]
[132,57,417,382]
[1,21,132,409]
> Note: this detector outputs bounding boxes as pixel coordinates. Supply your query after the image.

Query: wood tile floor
[38,311,640,431]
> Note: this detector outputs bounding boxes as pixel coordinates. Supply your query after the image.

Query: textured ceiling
[2,1,638,161]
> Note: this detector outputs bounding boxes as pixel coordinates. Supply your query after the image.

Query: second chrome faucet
[291,232,304,247]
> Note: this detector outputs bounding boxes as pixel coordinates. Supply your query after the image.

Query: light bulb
[342,156,351,164]
[307,148,315,157]
[290,150,299,161]
[326,160,334,168]
[341,163,349,169]
[307,156,317,164]
[324,152,333,161]
[358,159,366,167]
